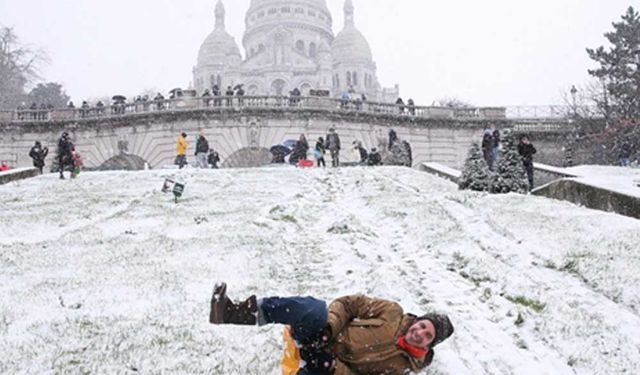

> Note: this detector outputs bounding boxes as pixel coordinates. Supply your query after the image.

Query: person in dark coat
[208,149,220,169]
[518,135,537,190]
[326,128,341,167]
[368,148,382,166]
[619,142,631,167]
[202,89,212,107]
[492,129,501,164]
[195,133,210,168]
[56,132,73,179]
[210,282,454,375]
[354,141,368,164]
[29,141,49,174]
[290,134,309,165]
[481,129,495,170]
[212,85,221,106]
[225,86,234,107]
[315,137,326,168]
[407,98,416,115]
[395,97,405,114]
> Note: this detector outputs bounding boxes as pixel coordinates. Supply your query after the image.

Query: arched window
[353,72,358,86]
[309,42,317,58]
[295,40,305,53]
[258,44,266,53]
[335,74,340,89]
[271,79,287,95]
[346,72,352,87]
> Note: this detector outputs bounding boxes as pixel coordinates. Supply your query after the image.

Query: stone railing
[0,96,508,124]
[506,105,601,119]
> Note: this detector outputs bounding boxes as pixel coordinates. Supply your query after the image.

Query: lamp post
[570,85,578,118]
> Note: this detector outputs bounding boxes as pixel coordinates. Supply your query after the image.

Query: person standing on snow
[56,132,73,179]
[175,133,189,169]
[195,132,210,169]
[209,282,454,375]
[325,128,341,168]
[315,137,326,168]
[518,135,537,191]
[481,128,494,170]
[29,141,49,174]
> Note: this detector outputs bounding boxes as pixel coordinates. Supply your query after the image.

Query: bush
[459,142,492,191]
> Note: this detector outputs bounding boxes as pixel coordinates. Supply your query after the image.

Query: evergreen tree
[459,142,492,191]
[27,82,70,108]
[586,6,640,120]
[490,136,529,194]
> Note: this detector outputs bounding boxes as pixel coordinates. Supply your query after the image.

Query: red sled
[297,159,314,168]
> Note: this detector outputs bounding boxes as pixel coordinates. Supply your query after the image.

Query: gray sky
[0,0,632,106]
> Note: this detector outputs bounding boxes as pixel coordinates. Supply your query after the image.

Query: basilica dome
[197,1,241,68]
[243,0,333,49]
[331,0,372,63]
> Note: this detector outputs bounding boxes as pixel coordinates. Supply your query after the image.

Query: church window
[295,8,304,14]
[258,44,266,53]
[353,72,358,86]
[309,43,317,58]
[281,7,290,13]
[308,10,316,17]
[346,72,352,87]
[296,40,305,53]
[268,8,277,15]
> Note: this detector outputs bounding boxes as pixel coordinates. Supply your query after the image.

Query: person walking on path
[195,132,210,168]
[325,128,341,167]
[175,133,189,169]
[209,282,454,375]
[518,135,537,191]
[29,141,49,174]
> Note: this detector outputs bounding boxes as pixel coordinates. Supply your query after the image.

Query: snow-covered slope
[1,167,639,374]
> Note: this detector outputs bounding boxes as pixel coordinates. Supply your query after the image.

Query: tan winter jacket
[327,294,430,375]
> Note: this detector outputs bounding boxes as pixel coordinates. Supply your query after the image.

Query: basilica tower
[193,0,242,94]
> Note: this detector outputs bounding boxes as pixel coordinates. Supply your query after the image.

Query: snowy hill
[1,167,639,374]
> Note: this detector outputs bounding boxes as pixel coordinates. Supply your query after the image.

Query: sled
[281,326,302,375]
[298,159,314,168]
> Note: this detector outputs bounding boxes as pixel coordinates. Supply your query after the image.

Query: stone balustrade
[0,96,507,124]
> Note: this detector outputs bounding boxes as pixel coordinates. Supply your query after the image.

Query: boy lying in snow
[209,282,454,375]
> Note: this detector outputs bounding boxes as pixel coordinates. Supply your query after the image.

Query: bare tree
[0,26,48,109]
[435,97,474,108]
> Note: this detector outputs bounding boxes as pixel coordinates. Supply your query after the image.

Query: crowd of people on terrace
[12,84,419,121]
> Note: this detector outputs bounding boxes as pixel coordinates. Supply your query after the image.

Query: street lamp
[570,85,578,118]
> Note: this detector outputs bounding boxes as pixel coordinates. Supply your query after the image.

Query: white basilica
[192,0,399,102]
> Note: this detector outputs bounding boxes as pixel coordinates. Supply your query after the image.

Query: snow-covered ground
[1,167,639,374]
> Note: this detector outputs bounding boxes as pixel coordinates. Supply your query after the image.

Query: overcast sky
[0,0,633,106]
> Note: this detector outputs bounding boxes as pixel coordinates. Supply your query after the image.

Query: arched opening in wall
[300,83,312,95]
[221,147,272,169]
[271,79,287,96]
[295,40,305,53]
[258,44,266,53]
[216,75,222,88]
[309,42,317,58]
[247,84,259,95]
[352,72,358,87]
[99,154,149,171]
[346,72,352,87]
[335,74,340,89]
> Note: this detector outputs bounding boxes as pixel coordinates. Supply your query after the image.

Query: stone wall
[533,179,640,219]
[0,107,570,170]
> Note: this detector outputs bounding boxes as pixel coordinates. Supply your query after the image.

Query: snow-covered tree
[459,142,492,191]
[490,136,529,194]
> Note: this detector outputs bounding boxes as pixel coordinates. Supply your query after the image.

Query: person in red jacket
[0,161,10,171]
